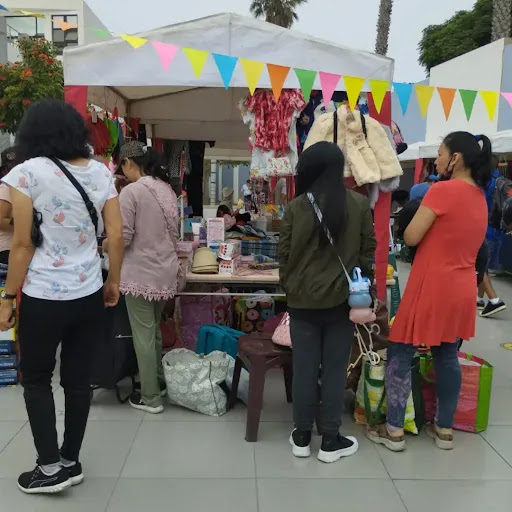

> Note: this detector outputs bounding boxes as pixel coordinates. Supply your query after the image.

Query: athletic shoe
[17,466,71,494]
[480,300,506,318]
[129,392,164,414]
[425,423,454,450]
[289,429,312,458]
[317,433,359,463]
[477,298,486,310]
[68,462,84,486]
[366,424,405,452]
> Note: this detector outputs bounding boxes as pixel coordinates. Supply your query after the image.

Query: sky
[85,0,477,82]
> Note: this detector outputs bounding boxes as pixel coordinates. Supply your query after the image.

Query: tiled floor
[0,265,511,511]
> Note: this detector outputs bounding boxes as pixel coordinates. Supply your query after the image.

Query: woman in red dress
[368,132,491,452]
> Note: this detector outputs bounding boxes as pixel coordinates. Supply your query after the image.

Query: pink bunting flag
[501,92,512,108]
[152,41,179,72]
[319,71,341,106]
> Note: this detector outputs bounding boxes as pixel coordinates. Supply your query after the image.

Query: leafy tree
[250,0,308,28]
[0,38,64,133]
[418,0,493,74]
[492,0,512,39]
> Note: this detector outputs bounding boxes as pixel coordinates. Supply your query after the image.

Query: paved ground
[0,264,511,511]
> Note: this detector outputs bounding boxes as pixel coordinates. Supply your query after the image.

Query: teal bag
[195,325,244,360]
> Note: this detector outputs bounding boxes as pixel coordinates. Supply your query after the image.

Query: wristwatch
[0,290,16,301]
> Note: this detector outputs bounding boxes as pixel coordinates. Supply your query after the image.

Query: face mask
[440,155,454,182]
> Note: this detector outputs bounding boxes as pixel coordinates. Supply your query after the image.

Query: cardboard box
[219,256,241,275]
[218,241,241,261]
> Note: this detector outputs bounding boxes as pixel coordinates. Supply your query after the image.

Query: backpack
[195,325,244,359]
[490,176,512,229]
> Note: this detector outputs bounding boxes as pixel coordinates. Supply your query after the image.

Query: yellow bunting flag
[120,34,148,49]
[240,59,265,95]
[16,10,45,18]
[267,64,290,100]
[415,84,434,118]
[369,79,390,114]
[343,76,365,110]
[183,48,209,78]
[437,87,456,120]
[480,91,499,121]
[53,19,78,31]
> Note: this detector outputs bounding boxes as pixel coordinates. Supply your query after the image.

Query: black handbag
[31,157,99,247]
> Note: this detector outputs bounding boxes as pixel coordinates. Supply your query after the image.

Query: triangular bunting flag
[459,89,478,121]
[344,76,365,110]
[240,59,265,95]
[501,92,512,109]
[213,54,238,89]
[0,5,8,11]
[267,64,290,100]
[92,28,111,38]
[16,10,45,18]
[393,82,413,115]
[53,19,78,31]
[120,34,148,49]
[480,90,499,121]
[294,68,317,103]
[183,48,209,78]
[437,87,456,120]
[151,41,178,72]
[369,79,390,114]
[415,85,434,118]
[319,72,341,106]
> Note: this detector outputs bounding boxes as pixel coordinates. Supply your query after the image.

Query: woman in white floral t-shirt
[0,100,124,495]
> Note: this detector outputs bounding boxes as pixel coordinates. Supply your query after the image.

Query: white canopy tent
[63,12,394,151]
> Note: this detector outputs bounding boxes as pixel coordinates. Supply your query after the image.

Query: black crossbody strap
[333,109,338,144]
[49,157,99,234]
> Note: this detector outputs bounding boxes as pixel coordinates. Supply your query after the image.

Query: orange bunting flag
[267,64,290,100]
[343,76,365,110]
[119,34,148,49]
[183,48,209,78]
[480,91,499,121]
[368,79,390,114]
[53,19,78,31]
[240,59,265,95]
[437,87,456,120]
[415,85,434,118]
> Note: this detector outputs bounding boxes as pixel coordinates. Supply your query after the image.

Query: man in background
[409,174,439,201]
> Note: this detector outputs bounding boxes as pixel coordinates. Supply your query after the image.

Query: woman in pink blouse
[106,141,181,414]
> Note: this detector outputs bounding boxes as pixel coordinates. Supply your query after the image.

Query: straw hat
[192,248,219,274]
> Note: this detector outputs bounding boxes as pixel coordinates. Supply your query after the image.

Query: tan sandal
[425,423,454,450]
[366,424,405,452]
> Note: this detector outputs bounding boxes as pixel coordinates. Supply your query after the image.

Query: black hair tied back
[443,131,492,189]
[131,147,171,184]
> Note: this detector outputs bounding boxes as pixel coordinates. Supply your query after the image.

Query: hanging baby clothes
[241,90,305,177]
[165,140,191,181]
[86,116,111,157]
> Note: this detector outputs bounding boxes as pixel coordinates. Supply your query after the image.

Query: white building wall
[425,39,506,143]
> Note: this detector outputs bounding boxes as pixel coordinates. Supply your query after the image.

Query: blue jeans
[385,341,461,429]
[487,237,503,271]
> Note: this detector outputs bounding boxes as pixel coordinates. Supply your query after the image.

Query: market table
[185,268,279,285]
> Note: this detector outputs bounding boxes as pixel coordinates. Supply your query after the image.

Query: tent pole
[210,159,217,206]
[218,164,223,202]
[233,164,240,204]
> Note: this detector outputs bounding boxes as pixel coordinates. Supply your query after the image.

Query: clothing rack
[177,292,286,297]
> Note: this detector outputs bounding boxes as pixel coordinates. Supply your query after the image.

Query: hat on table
[192,248,219,274]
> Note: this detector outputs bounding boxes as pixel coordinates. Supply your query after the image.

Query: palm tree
[492,0,512,40]
[250,0,308,29]
[375,0,394,55]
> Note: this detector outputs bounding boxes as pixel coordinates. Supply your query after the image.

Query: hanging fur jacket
[303,104,403,187]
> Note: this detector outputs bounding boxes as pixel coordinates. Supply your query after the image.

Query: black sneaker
[129,392,164,414]
[318,434,359,463]
[289,429,312,458]
[66,462,84,486]
[481,300,506,318]
[477,298,485,310]
[18,466,71,494]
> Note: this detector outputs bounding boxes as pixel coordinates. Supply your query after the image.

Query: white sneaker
[317,434,359,463]
[289,429,312,458]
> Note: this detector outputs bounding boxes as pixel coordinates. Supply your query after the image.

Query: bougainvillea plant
[0,37,64,134]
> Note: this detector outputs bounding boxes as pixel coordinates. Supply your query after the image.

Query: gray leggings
[290,308,354,435]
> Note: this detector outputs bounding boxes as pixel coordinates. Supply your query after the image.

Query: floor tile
[108,478,257,512]
[257,479,406,512]
[254,421,389,479]
[0,420,140,478]
[489,387,512,425]
[0,477,117,512]
[0,422,25,453]
[53,387,145,422]
[481,426,512,466]
[0,386,28,421]
[121,421,255,478]
[395,479,512,512]
[143,401,247,422]
[376,430,512,480]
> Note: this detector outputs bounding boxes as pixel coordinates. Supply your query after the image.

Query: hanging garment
[86,117,111,157]
[165,140,191,179]
[304,104,403,187]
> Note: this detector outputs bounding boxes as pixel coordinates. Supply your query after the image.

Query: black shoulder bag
[31,158,99,247]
